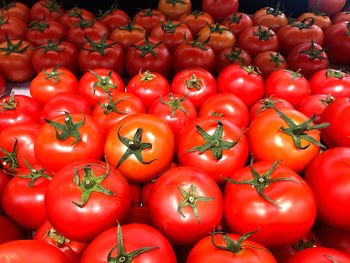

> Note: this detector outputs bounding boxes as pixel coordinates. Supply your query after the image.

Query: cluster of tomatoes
[1,0,350,262]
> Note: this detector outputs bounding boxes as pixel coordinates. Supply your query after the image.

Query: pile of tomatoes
[1,0,350,262]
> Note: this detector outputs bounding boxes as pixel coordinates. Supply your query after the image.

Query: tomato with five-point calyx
[59,7,95,29]
[223,160,317,249]
[45,159,132,242]
[201,0,239,22]
[252,51,287,79]
[104,113,174,183]
[30,0,64,22]
[132,8,166,34]
[251,3,288,32]
[179,10,214,36]
[158,0,192,20]
[221,12,253,38]
[215,45,251,74]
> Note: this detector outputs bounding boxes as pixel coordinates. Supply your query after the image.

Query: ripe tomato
[324,21,350,64]
[45,159,132,242]
[217,64,264,108]
[34,112,105,175]
[223,160,317,248]
[0,215,22,244]
[171,67,217,109]
[332,11,350,24]
[287,246,350,262]
[309,0,346,15]
[96,3,130,33]
[0,170,10,213]
[104,113,174,183]
[1,1,30,24]
[30,0,64,22]
[252,51,287,79]
[251,4,288,32]
[297,12,332,31]
[201,0,239,22]
[132,8,166,34]
[179,10,214,36]
[148,166,223,245]
[59,7,95,29]
[80,223,177,263]
[158,0,192,20]
[0,12,27,43]
[30,66,78,105]
[221,12,253,38]
[215,45,251,74]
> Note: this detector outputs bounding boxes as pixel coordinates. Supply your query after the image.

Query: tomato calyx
[130,33,162,58]
[184,74,204,90]
[184,35,209,51]
[223,159,299,207]
[40,0,63,15]
[226,13,242,24]
[98,94,129,115]
[265,2,283,16]
[346,22,350,36]
[13,157,52,187]
[320,94,335,107]
[116,124,156,168]
[89,69,119,94]
[298,39,328,61]
[140,70,156,81]
[116,20,143,32]
[0,1,15,11]
[282,68,303,80]
[160,17,185,34]
[43,228,71,247]
[241,65,261,75]
[324,254,337,263]
[82,32,118,56]
[0,11,9,26]
[0,138,19,172]
[28,17,49,32]
[0,91,17,111]
[256,95,282,114]
[160,93,189,117]
[325,68,349,79]
[72,162,115,208]
[71,16,95,29]
[165,0,187,6]
[67,6,83,17]
[96,1,119,18]
[107,222,159,263]
[42,65,63,84]
[253,25,275,41]
[0,32,29,55]
[35,39,63,53]
[270,52,285,67]
[291,237,317,252]
[224,45,248,64]
[185,120,241,160]
[189,10,204,19]
[177,184,214,223]
[273,107,329,149]
[44,111,85,146]
[291,17,315,29]
[207,22,230,34]
[138,8,157,17]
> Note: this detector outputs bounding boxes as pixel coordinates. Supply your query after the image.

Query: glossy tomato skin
[304,147,350,230]
[215,45,251,74]
[30,0,64,22]
[295,94,331,124]
[251,6,288,33]
[30,67,78,106]
[104,113,174,183]
[0,215,22,244]
[309,0,346,15]
[186,232,278,263]
[45,159,132,242]
[110,22,146,53]
[34,113,104,175]
[177,116,248,184]
[0,14,27,43]
[287,246,350,262]
[319,98,350,148]
[224,161,317,249]
[246,108,323,172]
[324,21,350,64]
[332,11,350,24]
[217,64,264,108]
[81,223,177,263]
[0,170,10,213]
[148,166,223,245]
[59,7,95,29]
[252,51,287,79]
[132,8,166,34]
[201,0,239,22]
[0,240,70,263]
[297,12,332,32]
[221,12,253,38]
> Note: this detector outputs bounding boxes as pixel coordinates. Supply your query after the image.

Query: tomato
[30,0,64,22]
[30,66,78,105]
[223,160,317,249]
[104,113,174,183]
[0,170,10,213]
[251,3,288,32]
[2,164,51,230]
[124,206,152,225]
[172,37,216,74]
[215,45,251,74]
[0,36,34,82]
[0,240,70,263]
[186,230,277,263]
[132,8,166,34]
[297,12,332,32]
[277,17,324,56]
[59,7,95,29]
[0,215,22,244]
[309,0,346,15]
[1,1,30,24]
[80,223,177,263]
[148,166,223,245]
[287,247,350,262]
[91,91,146,136]
[332,11,350,24]
[177,116,248,184]
[39,92,91,125]
[0,12,27,43]
[319,98,350,148]
[264,69,311,107]
[179,10,214,36]
[31,39,79,74]
[125,34,171,78]
[45,159,131,242]
[158,0,192,20]
[96,3,130,33]
[221,12,253,38]
[324,21,350,64]
[77,68,125,107]
[126,70,170,109]
[199,92,249,130]
[34,112,104,175]
[238,25,279,58]
[201,0,239,22]
[246,108,327,172]
[197,23,235,54]
[25,17,67,47]
[110,21,146,53]
[0,93,41,133]
[171,67,217,109]
[217,64,264,108]
[0,122,41,173]
[252,51,287,79]
[148,93,197,137]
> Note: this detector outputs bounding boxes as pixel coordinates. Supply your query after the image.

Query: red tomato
[0,170,10,213]
[158,0,192,20]
[45,159,131,242]
[59,7,95,29]
[252,51,287,79]
[297,12,332,32]
[309,0,346,15]
[0,13,27,43]
[126,70,170,109]
[201,0,239,22]
[264,69,311,107]
[30,66,78,105]
[221,12,253,38]
[223,160,317,248]
[217,64,264,108]
[324,21,350,64]
[34,112,105,175]
[251,4,288,32]
[30,0,64,22]
[96,3,130,33]
[132,8,166,34]
[1,1,30,24]
[0,215,22,244]
[80,223,177,263]
[104,113,174,183]
[148,166,223,245]
[179,10,214,36]
[319,98,350,148]
[287,246,350,262]
[0,240,70,263]
[215,45,251,74]
[77,68,125,107]
[332,11,350,24]
[304,147,350,230]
